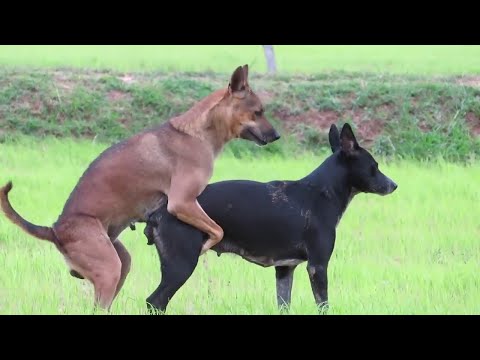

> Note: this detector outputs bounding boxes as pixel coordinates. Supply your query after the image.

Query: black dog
[143,123,398,314]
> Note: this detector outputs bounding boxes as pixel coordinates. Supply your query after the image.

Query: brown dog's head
[219,65,280,146]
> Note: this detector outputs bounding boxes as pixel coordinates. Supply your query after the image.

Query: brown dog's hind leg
[112,239,132,299]
[56,216,122,311]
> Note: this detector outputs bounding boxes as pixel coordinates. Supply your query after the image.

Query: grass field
[1,138,479,315]
[1,45,480,75]
[0,45,479,315]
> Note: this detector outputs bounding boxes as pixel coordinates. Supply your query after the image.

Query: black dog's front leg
[307,262,329,314]
[275,265,296,312]
[305,227,335,314]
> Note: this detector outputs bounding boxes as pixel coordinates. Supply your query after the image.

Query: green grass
[1,45,480,75]
[1,138,479,315]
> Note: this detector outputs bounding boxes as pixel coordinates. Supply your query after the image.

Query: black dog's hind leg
[275,265,296,313]
[146,249,201,314]
[145,218,204,314]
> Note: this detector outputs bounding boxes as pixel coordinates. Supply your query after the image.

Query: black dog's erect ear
[340,123,359,155]
[328,123,341,153]
[229,65,247,93]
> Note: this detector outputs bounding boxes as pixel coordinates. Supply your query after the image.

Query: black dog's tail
[0,181,57,243]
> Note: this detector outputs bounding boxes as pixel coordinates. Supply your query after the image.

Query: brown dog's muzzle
[263,128,281,143]
[240,118,281,146]
[240,126,281,146]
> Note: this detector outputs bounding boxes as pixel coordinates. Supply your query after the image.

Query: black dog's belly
[239,254,306,267]
[212,234,307,268]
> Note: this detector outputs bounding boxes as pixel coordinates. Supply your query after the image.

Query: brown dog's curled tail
[0,181,56,243]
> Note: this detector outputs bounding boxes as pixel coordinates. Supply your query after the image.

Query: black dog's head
[329,123,397,196]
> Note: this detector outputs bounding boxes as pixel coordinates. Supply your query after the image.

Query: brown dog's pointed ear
[229,65,247,93]
[340,123,359,155]
[242,64,249,80]
[328,123,340,153]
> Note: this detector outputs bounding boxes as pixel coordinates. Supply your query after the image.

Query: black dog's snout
[391,181,398,192]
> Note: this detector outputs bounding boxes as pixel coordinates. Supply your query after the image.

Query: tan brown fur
[0,64,280,311]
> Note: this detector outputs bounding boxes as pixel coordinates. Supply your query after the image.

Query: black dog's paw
[129,223,136,231]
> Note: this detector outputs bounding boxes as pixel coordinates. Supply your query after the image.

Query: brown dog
[0,64,280,311]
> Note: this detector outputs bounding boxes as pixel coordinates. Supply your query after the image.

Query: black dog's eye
[370,165,377,176]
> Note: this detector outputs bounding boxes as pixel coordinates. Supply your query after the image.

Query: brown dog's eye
[255,110,263,117]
